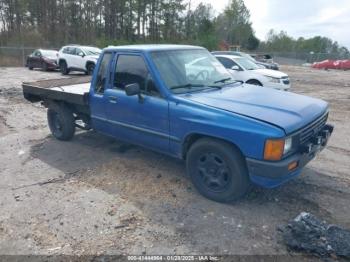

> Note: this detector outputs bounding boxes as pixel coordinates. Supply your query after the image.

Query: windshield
[81,47,101,56]
[241,53,256,62]
[151,49,233,93]
[41,50,57,57]
[236,57,260,70]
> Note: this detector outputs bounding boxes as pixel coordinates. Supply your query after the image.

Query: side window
[217,57,235,69]
[114,55,160,97]
[63,47,69,54]
[94,53,113,94]
[75,48,83,56]
[69,48,76,55]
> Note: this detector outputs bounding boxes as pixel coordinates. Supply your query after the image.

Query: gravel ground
[0,66,349,258]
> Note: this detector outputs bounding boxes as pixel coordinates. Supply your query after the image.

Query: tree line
[261,30,349,57]
[0,0,258,51]
[0,0,348,57]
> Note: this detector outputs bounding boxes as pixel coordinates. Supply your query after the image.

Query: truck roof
[104,44,205,52]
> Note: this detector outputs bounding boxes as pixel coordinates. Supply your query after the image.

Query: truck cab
[23,45,333,202]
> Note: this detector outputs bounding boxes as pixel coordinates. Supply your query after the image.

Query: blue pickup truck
[23,45,333,202]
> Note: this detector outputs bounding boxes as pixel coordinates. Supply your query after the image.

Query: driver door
[74,48,86,69]
[32,50,42,68]
[103,53,170,153]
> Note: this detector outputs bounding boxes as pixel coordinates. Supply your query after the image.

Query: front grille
[299,113,328,144]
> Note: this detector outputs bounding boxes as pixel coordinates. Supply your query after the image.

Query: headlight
[264,137,293,161]
[264,76,280,83]
[284,137,293,154]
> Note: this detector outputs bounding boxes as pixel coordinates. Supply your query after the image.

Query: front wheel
[60,61,69,75]
[186,138,251,203]
[246,80,263,86]
[47,105,75,141]
[86,63,95,75]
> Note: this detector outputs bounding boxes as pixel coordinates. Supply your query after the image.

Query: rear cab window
[94,52,113,94]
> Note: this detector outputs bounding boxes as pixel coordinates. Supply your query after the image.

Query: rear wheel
[47,105,75,141]
[60,61,69,75]
[186,138,251,203]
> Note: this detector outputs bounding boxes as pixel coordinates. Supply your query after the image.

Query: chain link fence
[1,46,350,67]
[271,51,350,66]
[0,46,59,67]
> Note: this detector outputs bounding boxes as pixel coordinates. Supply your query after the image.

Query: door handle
[108,96,117,103]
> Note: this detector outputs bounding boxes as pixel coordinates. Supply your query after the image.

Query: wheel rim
[197,152,231,192]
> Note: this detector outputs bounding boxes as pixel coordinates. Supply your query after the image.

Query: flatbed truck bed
[22,76,91,106]
[22,76,92,130]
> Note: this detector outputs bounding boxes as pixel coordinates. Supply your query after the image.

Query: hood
[253,68,287,78]
[182,85,328,134]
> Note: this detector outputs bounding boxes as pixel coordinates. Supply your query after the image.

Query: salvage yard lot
[0,67,349,257]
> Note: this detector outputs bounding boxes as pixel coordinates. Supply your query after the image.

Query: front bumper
[46,62,59,69]
[266,81,291,91]
[246,124,334,188]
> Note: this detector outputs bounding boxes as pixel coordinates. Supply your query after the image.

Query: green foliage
[215,0,254,48]
[261,29,349,57]
[246,34,260,51]
[0,0,259,51]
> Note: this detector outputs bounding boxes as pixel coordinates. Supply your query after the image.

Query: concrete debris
[280,212,350,259]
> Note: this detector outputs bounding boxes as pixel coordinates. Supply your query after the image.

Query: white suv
[57,45,102,75]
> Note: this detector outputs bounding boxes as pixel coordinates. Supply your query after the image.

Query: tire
[47,105,75,141]
[60,61,69,75]
[86,63,95,75]
[42,62,48,71]
[186,138,250,203]
[28,67,33,70]
[246,80,262,86]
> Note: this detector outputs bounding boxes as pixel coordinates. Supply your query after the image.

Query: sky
[190,0,350,49]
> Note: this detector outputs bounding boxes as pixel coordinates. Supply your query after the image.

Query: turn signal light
[288,161,298,171]
[264,139,285,161]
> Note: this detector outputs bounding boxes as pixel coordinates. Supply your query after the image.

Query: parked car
[57,45,102,75]
[26,49,58,71]
[250,53,274,63]
[23,45,333,203]
[214,54,291,91]
[212,51,279,70]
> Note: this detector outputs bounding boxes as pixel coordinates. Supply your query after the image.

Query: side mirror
[78,52,85,57]
[231,65,240,71]
[125,83,143,102]
[125,83,140,96]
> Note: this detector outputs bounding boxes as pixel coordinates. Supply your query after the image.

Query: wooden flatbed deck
[22,76,91,106]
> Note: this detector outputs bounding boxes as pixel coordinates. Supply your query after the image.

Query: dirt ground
[0,66,349,258]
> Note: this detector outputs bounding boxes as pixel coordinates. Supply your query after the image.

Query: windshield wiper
[170,83,205,90]
[214,77,232,84]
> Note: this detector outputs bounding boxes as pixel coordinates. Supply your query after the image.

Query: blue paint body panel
[250,170,302,189]
[87,45,330,188]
